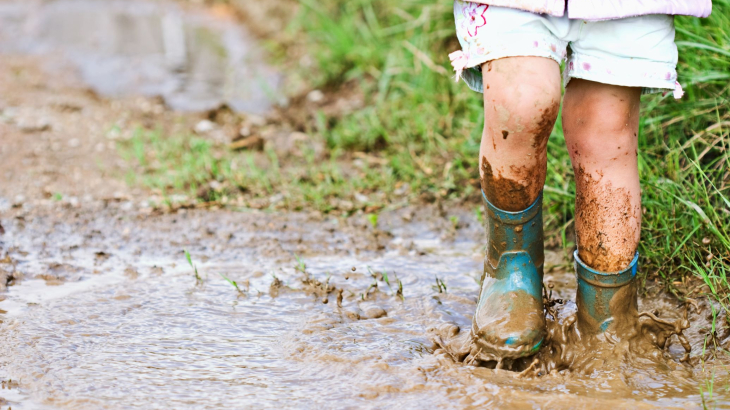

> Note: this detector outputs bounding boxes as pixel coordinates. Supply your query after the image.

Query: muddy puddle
[0,0,282,113]
[0,203,727,409]
[0,0,728,408]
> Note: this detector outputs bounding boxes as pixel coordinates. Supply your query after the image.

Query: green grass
[120,0,729,312]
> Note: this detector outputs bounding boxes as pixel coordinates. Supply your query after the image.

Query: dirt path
[0,54,133,204]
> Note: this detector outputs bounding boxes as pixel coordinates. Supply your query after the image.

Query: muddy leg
[480,57,561,212]
[471,57,560,361]
[562,79,642,272]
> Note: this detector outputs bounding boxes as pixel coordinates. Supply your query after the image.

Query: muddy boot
[574,250,639,335]
[470,192,545,360]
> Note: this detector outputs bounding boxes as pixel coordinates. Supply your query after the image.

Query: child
[449,0,711,361]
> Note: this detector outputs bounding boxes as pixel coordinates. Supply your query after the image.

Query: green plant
[366,213,379,229]
[219,272,248,295]
[184,249,203,285]
[432,276,447,294]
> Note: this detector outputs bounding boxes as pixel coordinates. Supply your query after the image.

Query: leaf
[184,249,193,268]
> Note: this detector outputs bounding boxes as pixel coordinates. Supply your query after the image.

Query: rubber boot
[574,250,639,335]
[471,192,545,360]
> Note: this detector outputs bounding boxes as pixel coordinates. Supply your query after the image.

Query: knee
[563,82,641,161]
[484,81,561,150]
[567,118,638,164]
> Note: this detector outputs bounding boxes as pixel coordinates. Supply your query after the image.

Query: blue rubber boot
[470,192,545,360]
[574,251,639,335]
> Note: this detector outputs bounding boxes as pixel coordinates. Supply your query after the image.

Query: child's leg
[480,57,561,211]
[470,56,561,361]
[562,79,642,272]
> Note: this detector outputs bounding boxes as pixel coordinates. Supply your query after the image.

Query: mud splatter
[531,100,559,149]
[518,301,694,379]
[481,157,532,211]
[574,166,639,272]
[435,287,695,382]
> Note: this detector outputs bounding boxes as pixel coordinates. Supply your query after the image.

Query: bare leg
[480,57,561,211]
[562,79,642,272]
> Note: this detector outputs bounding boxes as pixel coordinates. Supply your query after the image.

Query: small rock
[18,117,51,133]
[362,306,387,319]
[345,309,361,321]
[307,89,325,103]
[194,119,216,134]
[354,193,368,203]
[13,194,25,207]
[68,138,81,148]
[269,193,285,204]
[336,200,354,212]
[239,125,251,138]
[243,114,266,127]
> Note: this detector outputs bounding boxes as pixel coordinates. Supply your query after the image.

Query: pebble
[239,125,251,137]
[362,306,387,319]
[306,89,324,103]
[345,309,361,321]
[18,117,51,133]
[194,119,215,134]
[337,200,354,211]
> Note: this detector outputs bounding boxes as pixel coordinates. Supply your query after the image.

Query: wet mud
[0,203,726,409]
[575,165,640,272]
[0,0,727,408]
[434,270,730,408]
[530,99,559,150]
[480,157,533,212]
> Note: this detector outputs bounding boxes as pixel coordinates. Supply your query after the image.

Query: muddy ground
[0,0,729,409]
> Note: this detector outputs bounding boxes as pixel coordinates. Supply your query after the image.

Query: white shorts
[450,1,683,98]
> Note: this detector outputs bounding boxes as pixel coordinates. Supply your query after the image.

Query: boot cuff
[482,191,542,225]
[574,250,638,288]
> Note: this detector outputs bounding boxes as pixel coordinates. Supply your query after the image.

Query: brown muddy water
[0,0,282,113]
[0,202,728,409]
[0,0,728,408]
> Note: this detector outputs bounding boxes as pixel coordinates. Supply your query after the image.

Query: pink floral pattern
[450,1,680,96]
[461,3,489,37]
